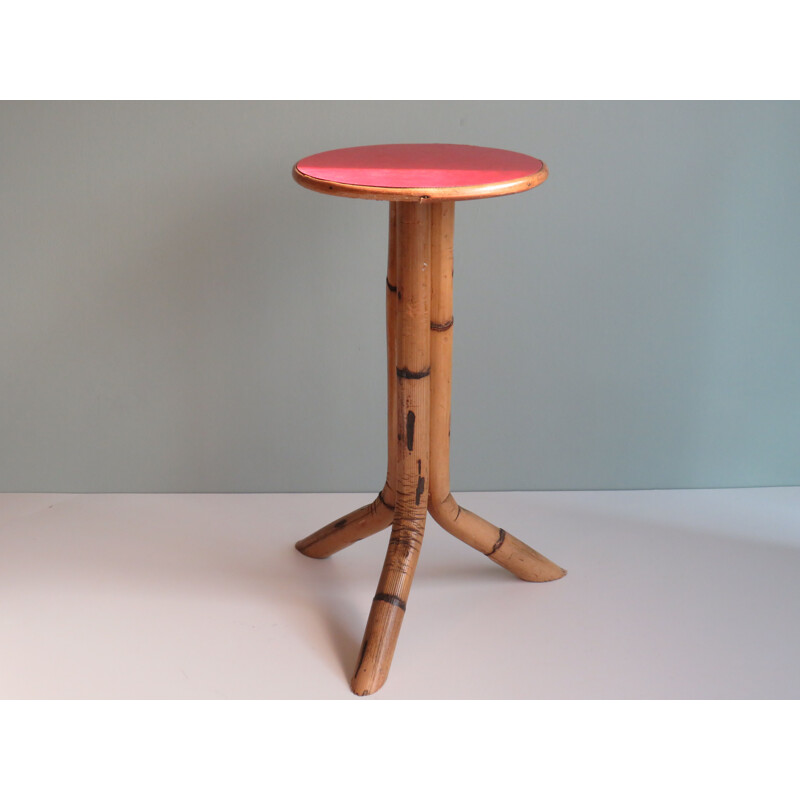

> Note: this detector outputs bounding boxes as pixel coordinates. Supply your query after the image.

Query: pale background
[2,101,799,492]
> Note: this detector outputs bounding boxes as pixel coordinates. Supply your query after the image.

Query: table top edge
[292,161,549,202]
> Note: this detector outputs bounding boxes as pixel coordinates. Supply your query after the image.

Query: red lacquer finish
[293,143,547,202]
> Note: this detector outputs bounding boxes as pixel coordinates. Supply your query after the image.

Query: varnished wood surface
[425,202,567,583]
[350,203,432,696]
[296,199,565,695]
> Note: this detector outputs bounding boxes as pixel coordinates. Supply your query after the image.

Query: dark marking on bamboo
[406,410,415,451]
[333,517,348,530]
[374,593,407,612]
[386,278,397,293]
[417,459,421,474]
[392,529,422,558]
[487,528,507,556]
[415,476,425,506]
[378,491,395,510]
[354,637,369,677]
[396,366,431,380]
[431,318,454,332]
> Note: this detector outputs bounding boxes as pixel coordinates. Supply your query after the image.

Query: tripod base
[296,491,566,696]
[296,200,566,695]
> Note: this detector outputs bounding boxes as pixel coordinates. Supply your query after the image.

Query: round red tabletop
[293,143,547,202]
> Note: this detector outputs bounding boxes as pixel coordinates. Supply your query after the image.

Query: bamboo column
[426,202,567,582]
[296,198,566,696]
[350,202,432,696]
[294,204,400,557]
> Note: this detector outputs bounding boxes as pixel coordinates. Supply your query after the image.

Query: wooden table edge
[292,162,549,202]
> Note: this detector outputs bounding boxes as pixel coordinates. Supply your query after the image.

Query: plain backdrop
[1,101,799,492]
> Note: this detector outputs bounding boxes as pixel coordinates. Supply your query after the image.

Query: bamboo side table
[292,144,567,696]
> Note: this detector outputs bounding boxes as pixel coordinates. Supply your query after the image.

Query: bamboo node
[487,528,507,556]
[396,366,431,380]
[430,318,454,332]
[378,491,395,510]
[373,593,407,612]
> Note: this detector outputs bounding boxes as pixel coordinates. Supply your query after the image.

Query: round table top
[293,143,547,202]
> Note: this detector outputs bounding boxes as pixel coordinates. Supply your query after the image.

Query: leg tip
[350,670,388,697]
[294,540,329,558]
[519,562,568,582]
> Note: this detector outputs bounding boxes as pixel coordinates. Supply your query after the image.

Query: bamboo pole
[383,202,400,512]
[426,202,567,582]
[429,202,455,507]
[351,202,431,696]
[298,197,566,696]
[295,204,400,557]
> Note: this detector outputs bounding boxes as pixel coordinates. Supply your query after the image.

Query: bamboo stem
[426,202,567,582]
[384,202,399,511]
[295,204,400,557]
[298,197,566,696]
[292,484,394,558]
[429,202,455,507]
[351,202,431,696]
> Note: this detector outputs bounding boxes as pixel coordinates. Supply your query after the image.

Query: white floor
[1,488,799,699]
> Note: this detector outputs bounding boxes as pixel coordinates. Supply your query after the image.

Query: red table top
[293,143,547,202]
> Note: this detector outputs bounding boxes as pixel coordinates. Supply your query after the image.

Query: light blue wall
[1,101,798,491]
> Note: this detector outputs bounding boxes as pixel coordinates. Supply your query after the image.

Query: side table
[292,143,567,695]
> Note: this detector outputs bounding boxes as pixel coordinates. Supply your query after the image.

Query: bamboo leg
[351,202,431,696]
[426,202,567,582]
[295,204,401,558]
